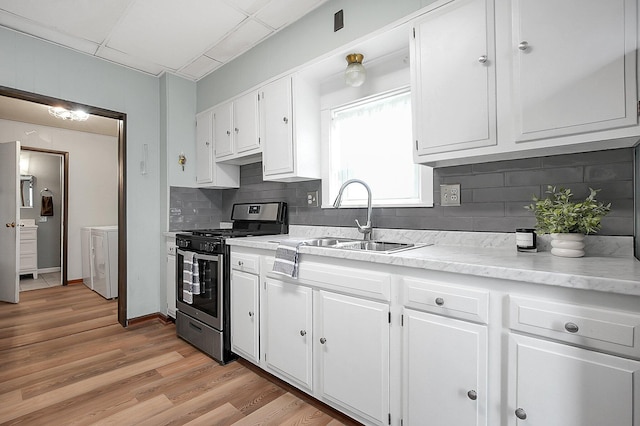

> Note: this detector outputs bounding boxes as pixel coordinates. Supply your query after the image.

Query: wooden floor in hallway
[0,284,360,425]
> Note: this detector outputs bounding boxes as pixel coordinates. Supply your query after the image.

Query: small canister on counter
[516,228,537,252]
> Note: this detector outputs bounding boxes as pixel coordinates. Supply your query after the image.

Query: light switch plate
[440,184,461,206]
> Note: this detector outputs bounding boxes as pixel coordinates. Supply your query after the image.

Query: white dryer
[90,226,118,299]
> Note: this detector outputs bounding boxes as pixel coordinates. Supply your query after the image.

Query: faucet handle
[355,219,372,235]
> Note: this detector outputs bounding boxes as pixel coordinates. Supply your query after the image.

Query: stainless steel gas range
[175,202,288,364]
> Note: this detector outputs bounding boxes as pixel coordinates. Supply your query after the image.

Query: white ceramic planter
[550,233,585,257]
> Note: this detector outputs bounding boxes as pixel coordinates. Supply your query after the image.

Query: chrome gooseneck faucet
[333,179,373,240]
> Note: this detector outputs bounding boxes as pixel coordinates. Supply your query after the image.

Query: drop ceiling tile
[255,0,325,30]
[0,0,132,44]
[0,9,99,54]
[179,55,222,80]
[204,19,272,63]
[98,46,165,76]
[106,0,246,70]
[226,0,271,15]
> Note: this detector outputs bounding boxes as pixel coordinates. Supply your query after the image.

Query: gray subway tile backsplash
[169,148,634,236]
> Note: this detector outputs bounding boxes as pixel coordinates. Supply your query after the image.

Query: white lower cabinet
[264,277,313,391]
[403,309,487,426]
[230,269,260,363]
[508,334,640,426]
[316,290,390,425]
[166,239,176,319]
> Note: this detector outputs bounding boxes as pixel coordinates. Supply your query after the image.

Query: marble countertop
[226,233,640,297]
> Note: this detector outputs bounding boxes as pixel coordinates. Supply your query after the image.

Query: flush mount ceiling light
[345,53,366,87]
[48,106,89,121]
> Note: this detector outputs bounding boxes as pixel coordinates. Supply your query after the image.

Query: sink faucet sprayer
[332,179,373,240]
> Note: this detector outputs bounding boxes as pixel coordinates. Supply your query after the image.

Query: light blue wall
[197,0,435,111]
[0,27,161,319]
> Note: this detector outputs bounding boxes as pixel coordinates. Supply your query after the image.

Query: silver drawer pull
[248,311,254,317]
[300,330,306,336]
[467,390,477,400]
[237,260,243,266]
[515,408,527,420]
[564,322,579,333]
[435,297,445,306]
[320,337,326,344]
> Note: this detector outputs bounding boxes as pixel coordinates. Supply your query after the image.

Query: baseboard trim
[67,279,83,285]
[127,312,173,326]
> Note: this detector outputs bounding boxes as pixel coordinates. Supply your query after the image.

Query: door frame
[20,147,69,287]
[0,86,128,327]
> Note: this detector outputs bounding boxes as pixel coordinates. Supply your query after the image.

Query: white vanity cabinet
[195,110,240,188]
[506,295,640,426]
[412,0,496,158]
[259,74,320,182]
[19,225,38,278]
[230,252,260,363]
[401,277,489,426]
[212,91,261,164]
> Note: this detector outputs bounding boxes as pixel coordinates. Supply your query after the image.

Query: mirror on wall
[20,175,34,208]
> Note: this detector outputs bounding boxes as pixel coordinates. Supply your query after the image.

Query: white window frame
[321,87,433,209]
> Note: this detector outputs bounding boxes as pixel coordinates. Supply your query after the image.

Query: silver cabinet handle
[248,311,254,317]
[226,130,231,136]
[467,390,477,400]
[234,127,239,133]
[320,337,326,344]
[478,55,488,64]
[515,408,527,420]
[300,330,306,336]
[283,117,289,124]
[564,322,579,333]
[237,260,243,266]
[435,297,445,306]
[518,41,529,51]
[205,141,210,146]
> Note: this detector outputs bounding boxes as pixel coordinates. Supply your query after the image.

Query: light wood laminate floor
[0,284,360,425]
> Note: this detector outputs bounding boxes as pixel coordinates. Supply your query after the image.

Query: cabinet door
[260,77,294,177]
[264,278,313,390]
[166,253,176,319]
[230,269,259,363]
[233,91,260,154]
[317,291,390,425]
[512,0,638,142]
[413,0,496,156]
[403,309,487,426]
[195,111,213,184]
[508,334,640,426]
[212,103,233,160]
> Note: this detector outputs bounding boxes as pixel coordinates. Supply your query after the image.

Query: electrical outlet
[307,191,319,207]
[440,184,461,206]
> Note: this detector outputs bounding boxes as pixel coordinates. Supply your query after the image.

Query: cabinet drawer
[20,253,37,270]
[403,277,489,324]
[20,229,37,240]
[231,252,259,274]
[21,239,37,254]
[509,295,640,359]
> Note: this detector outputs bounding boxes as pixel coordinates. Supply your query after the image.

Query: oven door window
[177,251,221,319]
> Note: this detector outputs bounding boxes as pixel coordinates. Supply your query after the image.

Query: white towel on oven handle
[182,251,200,304]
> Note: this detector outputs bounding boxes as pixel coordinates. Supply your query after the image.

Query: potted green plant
[525,186,611,257]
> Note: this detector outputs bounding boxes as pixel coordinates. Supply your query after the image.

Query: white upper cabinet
[212,91,261,165]
[195,110,240,188]
[412,0,497,158]
[510,0,638,142]
[259,74,320,182]
[413,0,640,167]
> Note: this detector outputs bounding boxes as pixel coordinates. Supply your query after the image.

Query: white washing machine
[90,226,118,299]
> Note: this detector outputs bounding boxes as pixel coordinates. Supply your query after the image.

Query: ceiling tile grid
[0,0,328,81]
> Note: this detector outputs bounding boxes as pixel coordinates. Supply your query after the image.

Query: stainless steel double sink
[303,237,418,254]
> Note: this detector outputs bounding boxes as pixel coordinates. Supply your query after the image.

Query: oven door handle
[177,249,222,263]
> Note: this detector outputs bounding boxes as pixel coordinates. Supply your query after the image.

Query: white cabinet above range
[212,91,261,165]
